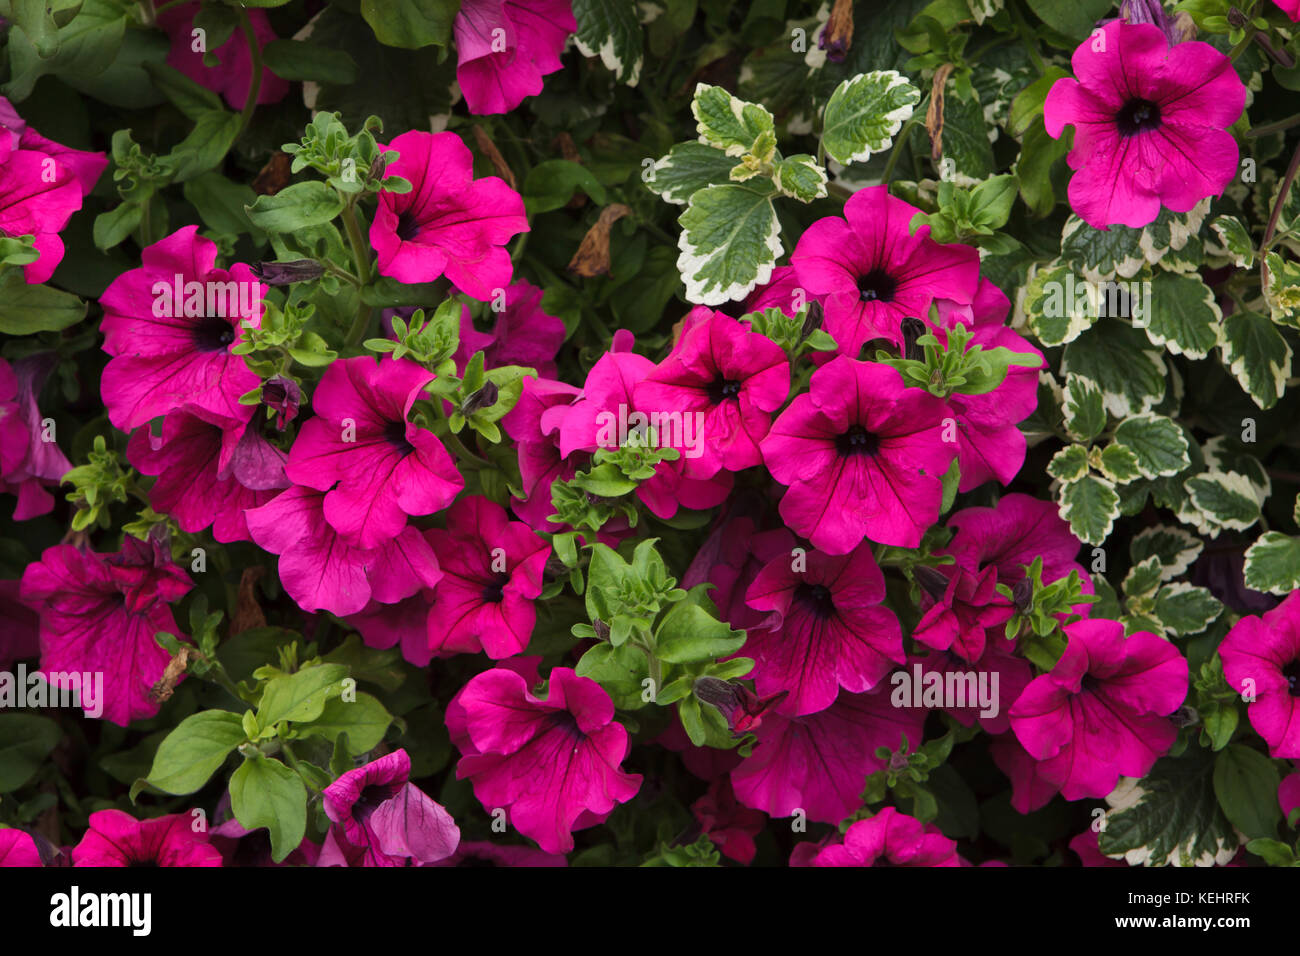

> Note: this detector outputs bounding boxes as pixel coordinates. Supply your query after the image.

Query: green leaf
[1112,414,1191,479]
[1130,525,1203,580]
[771,154,828,202]
[0,269,87,334]
[256,663,350,728]
[1006,67,1069,137]
[140,710,246,795]
[1023,262,1097,346]
[167,109,242,182]
[0,714,61,792]
[141,61,224,121]
[1213,744,1281,841]
[1061,320,1166,418]
[1062,373,1106,442]
[1015,120,1070,218]
[676,181,780,305]
[1046,443,1089,482]
[968,174,1018,231]
[359,0,459,49]
[647,141,740,205]
[1152,583,1222,636]
[1209,214,1255,268]
[1246,838,1297,866]
[3,0,127,101]
[229,755,307,864]
[575,642,649,709]
[93,202,143,252]
[1097,443,1141,484]
[937,88,994,182]
[246,181,346,233]
[1221,309,1291,410]
[819,70,921,166]
[522,160,608,215]
[691,83,774,157]
[1142,271,1223,360]
[1058,472,1120,545]
[1243,532,1300,595]
[294,693,392,755]
[1185,471,1261,532]
[654,601,746,663]
[1098,751,1238,866]
[1026,0,1130,39]
[573,0,644,85]
[262,39,358,84]
[1123,555,1164,600]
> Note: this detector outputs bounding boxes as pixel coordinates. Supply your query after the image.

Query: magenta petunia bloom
[1272,0,1300,21]
[501,375,583,532]
[99,225,264,430]
[0,581,40,671]
[911,564,1014,663]
[286,356,462,549]
[634,308,790,479]
[683,514,795,632]
[989,732,1068,813]
[454,280,567,379]
[731,686,925,823]
[1220,592,1300,758]
[424,495,549,659]
[1009,618,1188,800]
[157,2,289,110]
[245,486,442,618]
[209,815,319,868]
[933,281,1044,491]
[453,0,575,115]
[944,492,1086,588]
[911,640,1033,736]
[1070,829,1127,867]
[759,357,956,553]
[692,776,767,865]
[1043,20,1246,229]
[319,749,459,867]
[128,406,283,544]
[793,807,963,867]
[72,809,222,867]
[1,96,108,196]
[790,186,980,358]
[742,541,903,716]
[0,828,41,867]
[1280,770,1300,825]
[0,144,83,285]
[447,666,642,853]
[369,131,527,299]
[21,534,192,726]
[743,264,815,319]
[0,355,71,520]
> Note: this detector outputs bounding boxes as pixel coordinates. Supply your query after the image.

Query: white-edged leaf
[676,181,780,306]
[1112,414,1190,479]
[1221,309,1291,410]
[1061,320,1167,418]
[1184,471,1262,533]
[820,70,921,166]
[691,83,774,157]
[1058,472,1119,545]
[1142,271,1223,360]
[573,0,643,86]
[646,141,739,205]
[1243,532,1300,596]
[1129,526,1202,581]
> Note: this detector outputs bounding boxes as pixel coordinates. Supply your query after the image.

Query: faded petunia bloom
[759,357,956,553]
[1009,618,1188,800]
[370,130,528,298]
[742,541,903,716]
[99,226,264,430]
[447,666,642,853]
[1043,19,1246,229]
[425,495,550,659]
[453,0,575,114]
[1220,591,1300,758]
[791,807,963,867]
[319,749,460,867]
[72,810,222,867]
[157,2,289,110]
[285,356,462,549]
[790,185,980,358]
[21,532,192,726]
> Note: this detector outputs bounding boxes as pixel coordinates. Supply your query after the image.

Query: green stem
[235,6,264,139]
[1260,139,1300,291]
[340,197,376,346]
[1228,27,1259,62]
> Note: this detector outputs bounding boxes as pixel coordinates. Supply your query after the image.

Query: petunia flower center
[835,423,880,457]
[481,571,511,603]
[857,268,898,303]
[1284,660,1300,697]
[395,209,421,242]
[383,419,415,456]
[193,315,236,352]
[1115,97,1162,137]
[353,783,392,822]
[795,582,835,618]
[707,377,743,403]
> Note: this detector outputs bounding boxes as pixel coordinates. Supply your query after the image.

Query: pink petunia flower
[157,2,289,110]
[1220,592,1300,758]
[790,185,980,358]
[501,375,584,532]
[1008,618,1188,800]
[989,731,1068,813]
[425,495,549,659]
[793,807,963,867]
[72,809,222,867]
[634,308,790,479]
[692,776,767,865]
[453,0,575,115]
[0,828,42,867]
[0,581,40,671]
[447,666,642,853]
[1272,0,1300,21]
[1043,20,1246,229]
[742,541,903,716]
[731,685,926,822]
[759,357,956,553]
[943,492,1087,588]
[99,225,264,430]
[128,406,283,544]
[0,354,71,519]
[245,486,442,618]
[20,533,192,726]
[319,749,460,867]
[369,130,527,299]
[285,356,462,549]
[911,563,1014,663]
[1,96,108,195]
[209,816,319,868]
[682,513,795,632]
[454,281,567,379]
[1279,769,1300,825]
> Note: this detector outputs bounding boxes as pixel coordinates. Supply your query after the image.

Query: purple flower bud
[901,316,927,361]
[251,259,325,285]
[1012,577,1033,613]
[261,375,301,430]
[460,380,499,416]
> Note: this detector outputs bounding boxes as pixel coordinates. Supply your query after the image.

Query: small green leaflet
[1047,443,1089,482]
[1096,443,1140,483]
[1151,583,1222,636]
[1220,309,1291,410]
[1243,532,1300,595]
[1184,471,1262,533]
[573,0,643,86]
[771,154,828,202]
[1129,525,1203,580]
[647,142,744,205]
[1112,414,1190,479]
[1058,472,1119,545]
[1062,373,1105,442]
[819,70,921,166]
[692,83,775,157]
[676,181,781,306]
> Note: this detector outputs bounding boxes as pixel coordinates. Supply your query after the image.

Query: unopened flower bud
[251,259,325,285]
